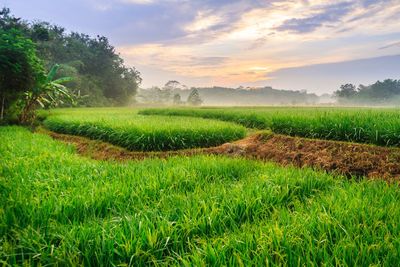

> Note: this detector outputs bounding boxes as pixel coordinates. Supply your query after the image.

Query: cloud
[94,0,400,89]
[118,44,229,70]
[117,42,279,86]
[189,56,229,66]
[120,0,154,4]
[265,55,400,93]
[185,11,223,32]
[379,41,400,50]
[12,0,400,89]
[275,2,354,33]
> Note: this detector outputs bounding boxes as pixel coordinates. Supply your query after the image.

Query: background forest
[0,7,141,117]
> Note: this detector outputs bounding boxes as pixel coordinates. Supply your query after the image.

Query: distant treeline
[183,86,320,106]
[335,79,400,105]
[138,81,322,106]
[1,8,141,107]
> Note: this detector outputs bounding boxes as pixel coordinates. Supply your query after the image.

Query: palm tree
[19,64,74,124]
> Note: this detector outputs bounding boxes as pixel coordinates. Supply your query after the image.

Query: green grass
[42,108,246,151]
[140,107,400,146]
[1,126,400,266]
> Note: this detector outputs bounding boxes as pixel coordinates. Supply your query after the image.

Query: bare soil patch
[42,129,400,181]
[41,129,202,160]
[209,133,400,181]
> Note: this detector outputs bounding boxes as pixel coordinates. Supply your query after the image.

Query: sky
[2,0,400,94]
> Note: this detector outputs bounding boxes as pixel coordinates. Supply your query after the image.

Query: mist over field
[137,85,324,106]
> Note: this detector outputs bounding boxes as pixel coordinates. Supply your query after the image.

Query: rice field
[42,108,246,151]
[2,126,400,266]
[140,107,400,146]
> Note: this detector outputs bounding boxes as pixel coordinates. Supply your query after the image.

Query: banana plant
[19,64,75,124]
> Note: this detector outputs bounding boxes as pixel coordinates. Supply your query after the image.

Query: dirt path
[42,129,400,181]
[209,133,400,181]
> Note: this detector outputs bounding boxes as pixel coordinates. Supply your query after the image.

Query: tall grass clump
[140,107,270,129]
[140,107,400,146]
[2,126,400,265]
[43,111,246,151]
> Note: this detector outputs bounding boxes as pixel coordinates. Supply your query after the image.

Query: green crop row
[43,109,246,151]
[2,126,400,266]
[140,107,400,146]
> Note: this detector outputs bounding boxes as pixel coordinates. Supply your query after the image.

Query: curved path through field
[41,129,400,181]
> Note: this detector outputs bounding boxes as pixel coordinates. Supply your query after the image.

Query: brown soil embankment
[43,129,400,181]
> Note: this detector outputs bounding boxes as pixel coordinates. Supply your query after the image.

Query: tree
[173,93,182,105]
[0,27,44,121]
[0,7,25,31]
[19,64,75,124]
[366,79,400,100]
[333,80,400,104]
[164,80,180,90]
[187,88,202,106]
[1,8,142,109]
[334,84,357,99]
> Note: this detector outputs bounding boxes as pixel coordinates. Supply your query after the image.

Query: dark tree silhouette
[334,84,357,98]
[187,88,203,106]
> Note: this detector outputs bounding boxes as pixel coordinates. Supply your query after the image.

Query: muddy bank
[42,129,400,181]
[209,133,400,181]
[42,129,204,160]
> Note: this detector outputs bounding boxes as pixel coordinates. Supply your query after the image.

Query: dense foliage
[0,25,44,122]
[335,79,400,104]
[0,8,141,109]
[43,108,246,151]
[140,107,400,146]
[2,126,400,265]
